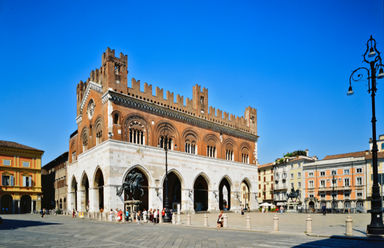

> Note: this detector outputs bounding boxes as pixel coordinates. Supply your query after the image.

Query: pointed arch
[223,138,236,161]
[219,175,232,210]
[123,114,149,145]
[193,172,210,211]
[155,122,180,150]
[122,164,153,186]
[122,165,150,210]
[182,128,199,154]
[93,167,104,210]
[80,172,90,211]
[162,169,183,210]
[241,178,251,209]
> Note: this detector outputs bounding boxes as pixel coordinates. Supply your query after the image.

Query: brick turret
[102,47,128,94]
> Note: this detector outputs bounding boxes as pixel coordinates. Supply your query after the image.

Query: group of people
[105,208,170,224]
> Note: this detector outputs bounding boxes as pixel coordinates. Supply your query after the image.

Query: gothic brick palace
[67,48,259,213]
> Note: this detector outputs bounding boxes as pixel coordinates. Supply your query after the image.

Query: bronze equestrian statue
[116,171,144,200]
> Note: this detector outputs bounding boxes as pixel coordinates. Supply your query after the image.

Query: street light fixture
[348,35,384,235]
[159,126,172,223]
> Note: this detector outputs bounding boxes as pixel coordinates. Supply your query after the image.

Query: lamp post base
[163,209,172,223]
[367,225,384,235]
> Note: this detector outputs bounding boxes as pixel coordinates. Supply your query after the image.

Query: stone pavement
[0,214,384,248]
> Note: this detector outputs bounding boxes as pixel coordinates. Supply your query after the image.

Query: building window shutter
[10,176,14,186]
[23,176,26,186]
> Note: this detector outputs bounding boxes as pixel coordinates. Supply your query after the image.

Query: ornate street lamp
[159,126,172,223]
[348,35,384,235]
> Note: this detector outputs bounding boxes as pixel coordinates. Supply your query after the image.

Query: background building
[0,141,44,213]
[303,151,367,212]
[67,48,259,214]
[273,150,316,210]
[42,152,68,211]
[258,162,274,206]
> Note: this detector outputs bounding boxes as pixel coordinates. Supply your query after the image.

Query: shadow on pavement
[292,235,384,248]
[0,218,61,230]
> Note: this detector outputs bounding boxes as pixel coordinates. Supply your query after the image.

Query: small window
[309,194,314,198]
[308,172,314,177]
[298,182,301,188]
[320,193,325,198]
[332,170,337,175]
[356,177,362,185]
[309,180,314,188]
[320,180,325,187]
[2,159,11,166]
[2,175,14,186]
[344,178,350,186]
[113,113,119,124]
[298,172,301,178]
[22,161,30,167]
[344,169,350,175]
[290,173,294,178]
[356,168,362,173]
[344,192,350,197]
[357,192,363,197]
[23,176,32,187]
[320,171,325,176]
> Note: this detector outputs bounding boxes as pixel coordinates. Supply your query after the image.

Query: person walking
[153,208,158,224]
[322,205,326,215]
[72,209,76,218]
[217,210,224,229]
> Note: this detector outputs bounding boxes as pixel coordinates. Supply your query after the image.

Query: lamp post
[348,35,384,235]
[332,174,336,213]
[161,134,172,223]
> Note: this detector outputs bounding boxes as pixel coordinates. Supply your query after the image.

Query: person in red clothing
[117,209,123,222]
[161,208,165,222]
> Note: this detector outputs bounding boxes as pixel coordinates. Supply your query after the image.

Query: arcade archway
[241,180,250,209]
[20,195,31,213]
[1,194,13,214]
[81,173,89,211]
[94,169,104,210]
[123,167,149,211]
[193,175,208,211]
[163,172,181,211]
[219,177,231,210]
[71,177,78,210]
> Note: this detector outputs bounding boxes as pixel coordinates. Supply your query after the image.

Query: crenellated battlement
[126,78,257,135]
[76,48,257,135]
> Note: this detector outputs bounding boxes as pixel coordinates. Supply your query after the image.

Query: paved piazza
[1,214,384,248]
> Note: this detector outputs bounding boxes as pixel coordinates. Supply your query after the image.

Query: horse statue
[287,187,300,202]
[116,171,144,200]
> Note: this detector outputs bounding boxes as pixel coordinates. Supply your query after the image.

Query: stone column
[89,187,99,213]
[230,191,241,212]
[249,192,258,211]
[103,185,124,211]
[181,189,193,212]
[208,190,219,212]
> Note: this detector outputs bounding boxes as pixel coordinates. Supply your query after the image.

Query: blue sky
[1,0,384,165]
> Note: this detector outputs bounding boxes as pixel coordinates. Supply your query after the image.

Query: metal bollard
[204,213,208,227]
[306,215,312,234]
[177,213,181,225]
[187,213,191,225]
[223,214,228,228]
[246,214,251,230]
[273,215,279,232]
[345,215,353,236]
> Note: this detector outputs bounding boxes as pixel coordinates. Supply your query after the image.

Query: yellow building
[0,141,44,213]
[258,163,274,205]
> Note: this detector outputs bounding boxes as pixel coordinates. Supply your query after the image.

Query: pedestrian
[322,205,326,215]
[149,209,153,223]
[161,208,165,222]
[157,209,160,223]
[72,209,76,218]
[153,208,158,224]
[109,209,114,222]
[125,209,130,222]
[143,209,147,223]
[137,210,141,224]
[217,210,224,229]
[41,208,45,218]
[117,209,123,222]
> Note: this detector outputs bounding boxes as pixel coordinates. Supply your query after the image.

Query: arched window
[95,118,103,145]
[113,113,119,125]
[241,147,250,164]
[225,143,234,161]
[81,128,88,152]
[205,134,218,158]
[185,140,196,154]
[124,116,147,145]
[183,130,198,155]
[159,136,172,149]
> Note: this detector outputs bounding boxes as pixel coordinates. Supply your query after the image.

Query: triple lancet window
[185,141,196,154]
[207,145,216,158]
